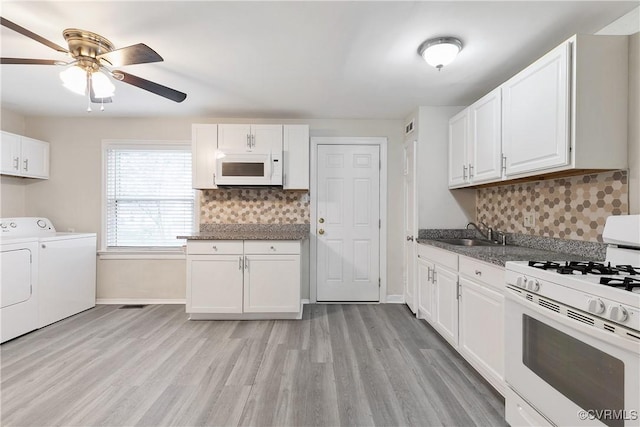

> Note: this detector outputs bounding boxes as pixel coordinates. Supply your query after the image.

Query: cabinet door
[187,255,244,313]
[283,124,309,189]
[1,131,22,176]
[243,254,300,313]
[218,124,252,152]
[433,266,458,347]
[448,109,469,187]
[502,41,570,176]
[20,136,49,179]
[459,277,504,393]
[192,124,218,189]
[252,124,283,152]
[417,256,435,323]
[470,88,502,183]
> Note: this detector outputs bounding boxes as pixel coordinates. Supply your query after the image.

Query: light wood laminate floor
[1,304,506,426]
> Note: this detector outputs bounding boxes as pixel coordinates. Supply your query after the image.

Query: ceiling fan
[0,17,187,109]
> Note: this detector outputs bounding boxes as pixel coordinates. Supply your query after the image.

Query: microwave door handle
[266,153,272,178]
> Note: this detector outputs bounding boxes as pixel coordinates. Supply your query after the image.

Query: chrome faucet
[466,222,493,241]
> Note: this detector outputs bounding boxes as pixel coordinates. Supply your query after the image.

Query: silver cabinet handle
[468,163,473,179]
[475,270,482,276]
[247,134,251,149]
[433,270,437,284]
[239,256,243,270]
[427,267,433,282]
[212,245,217,251]
[462,165,467,181]
[251,134,255,148]
[406,236,414,241]
[502,155,507,173]
[270,246,276,251]
[244,256,249,270]
[23,158,29,172]
[13,157,19,170]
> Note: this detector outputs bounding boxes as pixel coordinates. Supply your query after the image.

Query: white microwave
[215,150,282,186]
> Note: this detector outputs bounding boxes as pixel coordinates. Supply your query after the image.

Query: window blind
[105,145,194,248]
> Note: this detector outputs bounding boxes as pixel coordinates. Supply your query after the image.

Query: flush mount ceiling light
[418,37,463,71]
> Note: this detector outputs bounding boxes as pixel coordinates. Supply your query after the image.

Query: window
[104,141,194,249]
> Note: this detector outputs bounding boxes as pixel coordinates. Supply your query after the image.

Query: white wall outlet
[523,213,535,228]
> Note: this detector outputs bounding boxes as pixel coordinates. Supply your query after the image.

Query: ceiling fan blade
[1,17,68,53]
[97,43,163,67]
[1,58,61,65]
[112,70,187,103]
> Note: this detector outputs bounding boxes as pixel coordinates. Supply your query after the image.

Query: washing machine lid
[38,232,97,242]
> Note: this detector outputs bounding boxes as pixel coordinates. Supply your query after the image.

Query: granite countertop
[178,224,309,240]
[417,229,606,267]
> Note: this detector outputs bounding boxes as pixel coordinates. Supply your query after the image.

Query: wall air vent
[405,119,415,135]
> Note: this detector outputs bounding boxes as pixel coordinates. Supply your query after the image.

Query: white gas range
[504,215,640,427]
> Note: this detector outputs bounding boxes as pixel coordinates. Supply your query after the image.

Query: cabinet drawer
[416,244,458,271]
[459,256,504,292]
[187,240,243,255]
[244,240,301,255]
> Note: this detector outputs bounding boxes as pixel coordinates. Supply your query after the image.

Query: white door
[502,41,570,176]
[403,140,417,313]
[1,131,22,176]
[470,88,502,183]
[448,109,469,187]
[316,144,380,302]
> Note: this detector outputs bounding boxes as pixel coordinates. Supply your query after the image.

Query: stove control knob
[9,222,16,228]
[36,219,47,228]
[516,276,526,289]
[610,305,629,323]
[587,298,606,315]
[526,279,540,292]
[0,223,6,229]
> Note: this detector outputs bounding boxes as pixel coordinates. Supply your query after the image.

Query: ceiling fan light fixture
[418,37,463,70]
[91,70,115,98]
[59,65,87,95]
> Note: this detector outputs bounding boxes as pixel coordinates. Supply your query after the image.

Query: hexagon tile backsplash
[476,170,629,242]
[200,188,310,224]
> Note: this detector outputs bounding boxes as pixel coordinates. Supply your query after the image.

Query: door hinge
[456,281,461,300]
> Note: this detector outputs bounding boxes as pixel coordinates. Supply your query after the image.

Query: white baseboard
[301,298,310,305]
[385,294,405,304]
[96,298,186,305]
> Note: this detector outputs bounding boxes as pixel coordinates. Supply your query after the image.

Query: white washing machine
[0,218,97,342]
[1,234,39,343]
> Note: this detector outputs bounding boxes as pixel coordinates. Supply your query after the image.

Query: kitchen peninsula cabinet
[186,239,302,319]
[0,131,49,179]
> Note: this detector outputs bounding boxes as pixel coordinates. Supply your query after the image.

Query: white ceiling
[1,1,638,119]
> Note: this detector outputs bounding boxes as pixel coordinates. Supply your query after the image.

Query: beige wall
[629,32,639,214]
[8,116,403,300]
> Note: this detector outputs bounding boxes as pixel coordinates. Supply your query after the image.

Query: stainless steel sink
[436,238,500,247]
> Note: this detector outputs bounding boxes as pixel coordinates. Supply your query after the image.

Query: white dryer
[1,233,39,343]
[0,218,96,342]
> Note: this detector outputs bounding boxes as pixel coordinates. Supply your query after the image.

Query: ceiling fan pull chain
[86,71,92,112]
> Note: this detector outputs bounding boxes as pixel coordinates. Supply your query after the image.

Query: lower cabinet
[186,239,301,319]
[417,244,505,395]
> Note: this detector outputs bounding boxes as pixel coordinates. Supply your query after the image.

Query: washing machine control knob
[36,219,47,228]
[9,222,16,228]
[0,223,6,229]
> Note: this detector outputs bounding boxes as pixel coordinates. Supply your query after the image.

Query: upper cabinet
[218,124,283,152]
[0,131,50,179]
[283,125,309,190]
[448,88,502,187]
[192,123,309,190]
[502,42,570,176]
[449,34,628,189]
[192,124,218,189]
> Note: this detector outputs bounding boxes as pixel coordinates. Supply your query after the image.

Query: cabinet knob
[212,245,217,251]
[475,270,482,276]
[270,246,275,251]
[318,229,325,235]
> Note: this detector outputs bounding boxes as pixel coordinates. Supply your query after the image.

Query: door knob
[406,236,414,241]
[318,218,325,223]
[318,229,325,235]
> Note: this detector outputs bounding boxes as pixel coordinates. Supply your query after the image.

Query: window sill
[98,248,186,260]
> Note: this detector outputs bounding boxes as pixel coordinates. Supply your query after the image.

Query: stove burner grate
[528,261,640,276]
[600,276,640,292]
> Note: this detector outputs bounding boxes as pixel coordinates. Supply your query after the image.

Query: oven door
[505,287,640,427]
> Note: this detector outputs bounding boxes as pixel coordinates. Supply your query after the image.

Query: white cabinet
[502,41,570,176]
[192,124,218,189]
[448,109,468,187]
[217,124,283,152]
[283,125,309,190]
[469,88,502,183]
[417,255,434,322]
[186,240,301,318]
[0,131,49,179]
[433,265,459,347]
[449,89,502,188]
